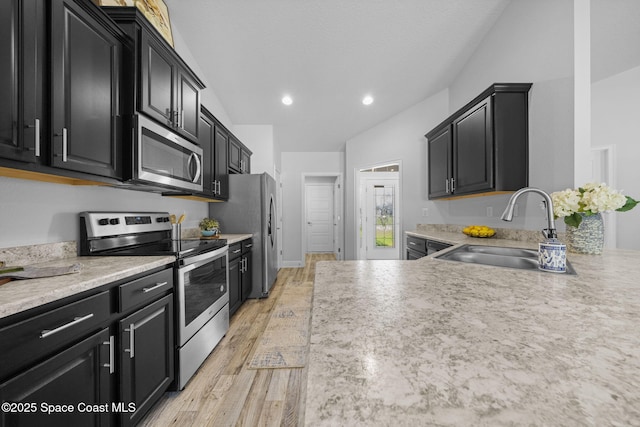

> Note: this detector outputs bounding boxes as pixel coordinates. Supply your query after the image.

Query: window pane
[374,185,394,247]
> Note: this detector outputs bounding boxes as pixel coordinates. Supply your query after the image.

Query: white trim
[301,173,344,262]
[354,159,403,260]
[591,145,617,248]
[282,261,305,268]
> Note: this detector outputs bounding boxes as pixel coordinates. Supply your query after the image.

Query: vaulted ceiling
[164,0,640,153]
[164,0,510,152]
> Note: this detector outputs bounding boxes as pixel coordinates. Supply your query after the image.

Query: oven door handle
[180,245,228,269]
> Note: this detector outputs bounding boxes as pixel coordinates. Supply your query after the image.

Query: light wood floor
[140,253,336,427]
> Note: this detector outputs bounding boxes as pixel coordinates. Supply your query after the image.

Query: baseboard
[282,260,304,268]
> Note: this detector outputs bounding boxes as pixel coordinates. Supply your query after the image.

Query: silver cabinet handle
[40,313,94,339]
[124,323,135,358]
[62,128,68,162]
[445,178,450,194]
[245,243,253,248]
[232,249,242,254]
[217,180,221,195]
[409,241,417,246]
[451,178,455,192]
[102,335,115,374]
[35,119,40,157]
[142,281,169,293]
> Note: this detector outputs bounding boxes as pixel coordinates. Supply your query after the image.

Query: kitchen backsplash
[1,242,77,266]
[416,224,565,244]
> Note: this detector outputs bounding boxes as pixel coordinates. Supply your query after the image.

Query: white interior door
[305,183,334,252]
[361,174,400,260]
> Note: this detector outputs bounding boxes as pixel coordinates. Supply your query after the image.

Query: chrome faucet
[501,187,557,239]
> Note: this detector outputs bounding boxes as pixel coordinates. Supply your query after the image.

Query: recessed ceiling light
[362,95,374,106]
[282,95,293,106]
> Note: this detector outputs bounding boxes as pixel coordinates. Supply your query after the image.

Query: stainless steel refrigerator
[210,173,278,298]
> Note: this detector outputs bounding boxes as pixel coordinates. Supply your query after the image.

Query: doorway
[302,174,343,260]
[356,163,401,260]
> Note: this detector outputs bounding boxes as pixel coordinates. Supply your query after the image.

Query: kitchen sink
[434,244,576,275]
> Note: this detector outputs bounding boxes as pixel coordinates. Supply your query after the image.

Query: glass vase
[565,213,604,254]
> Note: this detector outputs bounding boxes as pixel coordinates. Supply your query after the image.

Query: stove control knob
[98,218,109,226]
[109,218,120,225]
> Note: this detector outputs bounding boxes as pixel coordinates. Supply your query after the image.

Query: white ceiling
[164,0,511,152]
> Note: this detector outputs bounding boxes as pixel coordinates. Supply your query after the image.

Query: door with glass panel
[363,174,400,260]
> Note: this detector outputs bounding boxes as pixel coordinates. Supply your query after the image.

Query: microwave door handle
[188,152,202,183]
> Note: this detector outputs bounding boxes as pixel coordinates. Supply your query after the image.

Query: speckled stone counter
[306,238,640,425]
[0,255,175,319]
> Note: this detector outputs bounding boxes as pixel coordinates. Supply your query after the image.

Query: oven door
[176,246,228,346]
[134,114,203,192]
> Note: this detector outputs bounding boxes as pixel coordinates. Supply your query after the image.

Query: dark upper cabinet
[0,0,46,164]
[50,0,123,179]
[426,83,531,200]
[427,126,452,199]
[213,122,230,199]
[229,136,252,174]
[106,7,204,143]
[199,106,229,200]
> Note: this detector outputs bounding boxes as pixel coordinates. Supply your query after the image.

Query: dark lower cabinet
[0,266,174,427]
[228,239,253,316]
[0,328,112,427]
[118,294,174,427]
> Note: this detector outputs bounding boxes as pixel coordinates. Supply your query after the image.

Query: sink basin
[435,244,576,275]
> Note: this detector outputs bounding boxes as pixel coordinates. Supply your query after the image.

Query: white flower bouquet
[551,183,638,227]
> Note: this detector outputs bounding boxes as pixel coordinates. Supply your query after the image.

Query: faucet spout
[501,187,557,239]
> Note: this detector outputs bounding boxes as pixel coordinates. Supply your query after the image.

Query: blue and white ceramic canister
[538,239,567,273]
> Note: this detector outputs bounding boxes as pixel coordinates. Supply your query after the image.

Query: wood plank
[138,253,335,426]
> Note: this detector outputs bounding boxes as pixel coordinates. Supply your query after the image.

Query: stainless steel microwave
[130,114,203,192]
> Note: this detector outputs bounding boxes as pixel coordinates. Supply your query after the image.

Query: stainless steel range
[79,211,229,390]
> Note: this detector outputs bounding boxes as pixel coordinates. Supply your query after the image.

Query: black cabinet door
[452,96,493,195]
[241,251,253,302]
[177,69,201,141]
[140,31,175,128]
[228,137,242,173]
[228,256,241,316]
[0,328,112,427]
[213,124,229,199]
[427,126,452,199]
[119,294,174,427]
[0,0,46,164]
[240,149,251,174]
[50,0,122,179]
[199,110,215,196]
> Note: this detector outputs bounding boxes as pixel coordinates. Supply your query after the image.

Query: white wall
[233,125,275,175]
[0,177,208,249]
[592,66,640,250]
[281,152,344,266]
[344,90,449,259]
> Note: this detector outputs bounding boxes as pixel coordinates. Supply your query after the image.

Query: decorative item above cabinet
[425,83,532,200]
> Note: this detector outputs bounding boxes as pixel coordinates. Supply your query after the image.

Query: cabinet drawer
[242,239,253,253]
[229,242,242,260]
[0,291,111,380]
[119,268,173,313]
[406,236,427,255]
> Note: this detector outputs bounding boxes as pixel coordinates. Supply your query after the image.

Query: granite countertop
[306,231,640,426]
[0,255,175,320]
[218,233,253,245]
